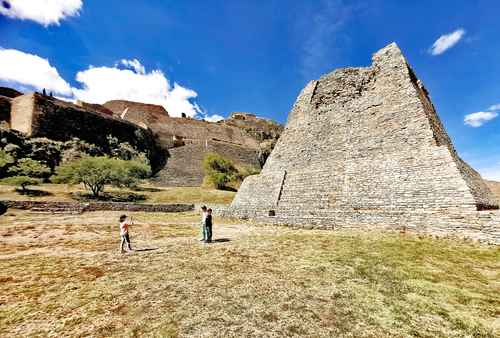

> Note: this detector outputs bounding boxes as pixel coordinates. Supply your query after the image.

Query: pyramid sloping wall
[228,43,498,242]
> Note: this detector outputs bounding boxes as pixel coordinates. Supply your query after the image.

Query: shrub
[203,153,238,177]
[1,176,41,192]
[0,150,15,175]
[8,158,51,178]
[202,153,238,190]
[52,156,151,197]
[204,172,231,190]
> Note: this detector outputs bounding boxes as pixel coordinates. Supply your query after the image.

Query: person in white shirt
[119,214,133,253]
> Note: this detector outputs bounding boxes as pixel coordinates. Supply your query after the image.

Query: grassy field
[0,183,236,205]
[0,210,498,337]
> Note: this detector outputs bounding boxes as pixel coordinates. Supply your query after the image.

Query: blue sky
[0,0,499,179]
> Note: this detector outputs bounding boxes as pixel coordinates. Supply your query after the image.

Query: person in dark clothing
[204,208,213,243]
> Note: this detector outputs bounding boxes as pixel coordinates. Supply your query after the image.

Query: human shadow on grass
[212,238,230,243]
[133,248,160,252]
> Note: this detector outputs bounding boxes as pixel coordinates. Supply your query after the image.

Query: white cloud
[464,111,498,127]
[118,59,145,75]
[488,103,500,111]
[203,114,224,123]
[0,48,72,95]
[72,61,202,117]
[0,0,82,26]
[429,28,466,55]
[0,48,203,118]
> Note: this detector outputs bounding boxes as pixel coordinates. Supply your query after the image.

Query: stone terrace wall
[3,200,194,213]
[153,139,260,187]
[104,100,264,186]
[228,43,498,243]
[9,93,167,172]
[104,100,169,124]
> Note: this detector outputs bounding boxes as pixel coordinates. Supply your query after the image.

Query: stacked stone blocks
[228,43,499,243]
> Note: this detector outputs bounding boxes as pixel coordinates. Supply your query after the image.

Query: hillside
[102,100,283,186]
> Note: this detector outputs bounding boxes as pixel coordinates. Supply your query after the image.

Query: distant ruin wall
[227,43,499,243]
[10,93,166,172]
[153,139,260,187]
[0,96,11,127]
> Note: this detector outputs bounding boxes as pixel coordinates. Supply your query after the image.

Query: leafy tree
[8,158,51,178]
[0,176,41,192]
[52,156,151,197]
[202,153,238,190]
[0,150,14,170]
[203,153,238,176]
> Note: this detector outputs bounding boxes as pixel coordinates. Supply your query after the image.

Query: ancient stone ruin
[228,43,499,243]
[0,88,283,186]
[102,100,282,186]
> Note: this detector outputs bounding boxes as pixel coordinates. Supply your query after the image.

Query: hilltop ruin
[228,43,499,243]
[0,88,283,185]
[102,100,282,186]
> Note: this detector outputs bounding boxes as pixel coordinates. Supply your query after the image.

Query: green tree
[52,156,151,197]
[0,150,15,170]
[8,158,51,178]
[202,153,238,190]
[0,176,41,192]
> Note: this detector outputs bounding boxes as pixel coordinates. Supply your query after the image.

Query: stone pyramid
[228,43,499,240]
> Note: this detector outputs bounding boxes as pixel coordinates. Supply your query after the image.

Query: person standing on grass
[204,208,213,243]
[200,205,208,242]
[119,214,133,253]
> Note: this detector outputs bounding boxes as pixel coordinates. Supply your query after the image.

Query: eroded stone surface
[227,43,499,243]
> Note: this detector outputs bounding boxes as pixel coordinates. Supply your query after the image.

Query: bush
[0,150,14,169]
[202,153,239,190]
[52,156,151,197]
[203,153,238,177]
[8,158,51,178]
[0,150,15,177]
[1,176,41,192]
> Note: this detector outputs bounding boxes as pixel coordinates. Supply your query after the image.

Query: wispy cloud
[488,103,500,111]
[429,28,466,55]
[297,0,355,79]
[464,111,498,127]
[0,0,82,26]
[118,59,146,75]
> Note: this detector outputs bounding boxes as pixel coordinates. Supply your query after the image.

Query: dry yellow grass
[0,183,236,205]
[0,210,498,337]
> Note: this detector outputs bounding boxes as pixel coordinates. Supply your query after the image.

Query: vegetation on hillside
[202,152,260,190]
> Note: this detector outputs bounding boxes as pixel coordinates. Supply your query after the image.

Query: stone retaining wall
[2,200,194,213]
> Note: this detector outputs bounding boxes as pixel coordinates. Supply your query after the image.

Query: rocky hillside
[102,100,283,186]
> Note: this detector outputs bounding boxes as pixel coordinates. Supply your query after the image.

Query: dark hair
[201,205,207,211]
[208,208,213,213]
[119,215,127,222]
